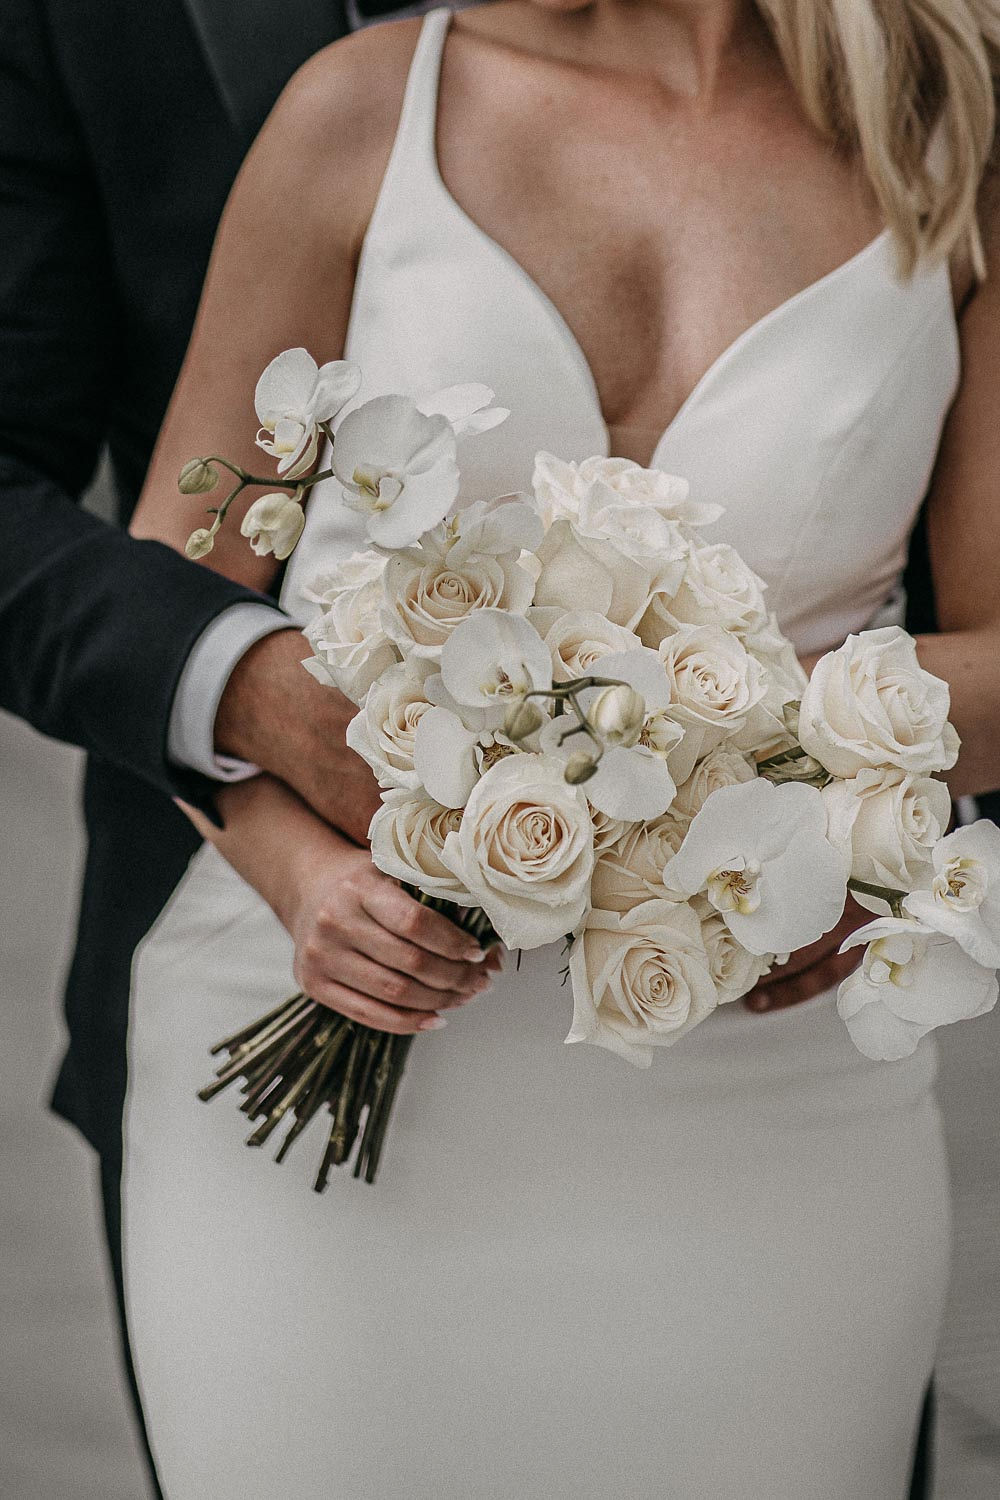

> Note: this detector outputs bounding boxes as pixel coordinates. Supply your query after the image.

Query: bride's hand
[286,834,496,1035]
[187,776,497,1035]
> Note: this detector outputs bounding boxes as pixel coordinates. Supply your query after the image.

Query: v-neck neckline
[424,9,895,468]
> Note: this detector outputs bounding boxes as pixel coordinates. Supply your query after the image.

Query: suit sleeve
[0,0,264,808]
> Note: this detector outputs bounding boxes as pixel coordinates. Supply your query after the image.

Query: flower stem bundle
[198,894,495,1187]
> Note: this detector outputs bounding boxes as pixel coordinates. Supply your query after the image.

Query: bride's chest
[436,72,884,436]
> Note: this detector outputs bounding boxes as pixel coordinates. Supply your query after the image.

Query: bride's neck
[531,0,766,103]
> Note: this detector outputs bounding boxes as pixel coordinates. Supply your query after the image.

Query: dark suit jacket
[0,0,360,1161]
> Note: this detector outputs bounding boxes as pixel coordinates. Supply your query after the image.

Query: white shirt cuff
[168,602,293,781]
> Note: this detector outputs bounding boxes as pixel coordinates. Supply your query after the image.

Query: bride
[125,1,1000,1495]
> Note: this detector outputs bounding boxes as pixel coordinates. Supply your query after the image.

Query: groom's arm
[0,2,279,811]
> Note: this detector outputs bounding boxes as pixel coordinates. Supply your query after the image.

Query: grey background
[1,481,998,1497]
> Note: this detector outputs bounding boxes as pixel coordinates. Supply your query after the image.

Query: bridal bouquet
[185,348,999,1186]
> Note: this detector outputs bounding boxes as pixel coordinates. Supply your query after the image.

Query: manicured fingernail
[468,948,488,962]
[421,1015,447,1030]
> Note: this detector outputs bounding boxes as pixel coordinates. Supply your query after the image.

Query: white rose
[381,544,534,661]
[531,452,720,530]
[590,811,690,914]
[369,790,472,903]
[691,894,772,1004]
[798,626,960,777]
[345,661,434,789]
[837,915,998,1060]
[440,753,595,949]
[639,542,768,647]
[821,769,951,897]
[303,551,399,705]
[543,611,642,682]
[590,807,630,854]
[532,517,677,632]
[566,899,719,1066]
[672,746,757,820]
[657,624,767,779]
[740,615,811,756]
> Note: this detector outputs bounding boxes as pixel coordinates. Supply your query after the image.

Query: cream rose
[657,624,767,778]
[440,753,595,948]
[380,545,534,660]
[798,626,960,777]
[590,812,690,915]
[639,542,768,647]
[672,746,757,820]
[369,790,472,903]
[566,899,719,1066]
[302,552,399,705]
[821,768,952,896]
[543,611,642,682]
[345,661,434,789]
[691,894,772,1004]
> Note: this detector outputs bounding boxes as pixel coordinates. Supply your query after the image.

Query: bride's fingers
[308,975,446,1035]
[360,879,486,963]
[360,925,490,995]
[339,950,483,1013]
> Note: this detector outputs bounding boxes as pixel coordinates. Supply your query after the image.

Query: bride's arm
[129,23,419,574]
[916,176,1000,797]
[127,24,496,1029]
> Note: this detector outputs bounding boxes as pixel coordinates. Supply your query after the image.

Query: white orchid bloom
[837,914,998,1060]
[239,493,305,560]
[332,394,459,549]
[413,704,527,809]
[415,383,509,437]
[903,819,1000,968]
[439,609,552,713]
[661,778,849,956]
[435,497,543,563]
[541,647,681,820]
[254,348,361,478]
[412,665,539,808]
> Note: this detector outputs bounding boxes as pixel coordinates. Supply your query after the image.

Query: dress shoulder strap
[379,7,452,200]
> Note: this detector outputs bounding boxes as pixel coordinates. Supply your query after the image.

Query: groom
[0,1,936,1495]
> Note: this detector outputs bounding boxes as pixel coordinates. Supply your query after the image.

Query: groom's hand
[214,628,381,847]
[743,895,868,1013]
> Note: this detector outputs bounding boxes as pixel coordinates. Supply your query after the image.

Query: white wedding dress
[123,11,960,1497]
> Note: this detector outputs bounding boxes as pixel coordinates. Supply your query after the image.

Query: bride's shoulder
[268,18,426,162]
[238,17,428,249]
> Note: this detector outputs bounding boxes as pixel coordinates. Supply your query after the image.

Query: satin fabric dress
[123,11,959,1496]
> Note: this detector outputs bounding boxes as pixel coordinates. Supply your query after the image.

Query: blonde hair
[754,0,1000,277]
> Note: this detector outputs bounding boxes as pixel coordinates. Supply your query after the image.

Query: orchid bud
[240,493,305,560]
[185,527,216,560]
[564,751,598,785]
[503,698,544,742]
[178,458,219,495]
[589,683,645,747]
